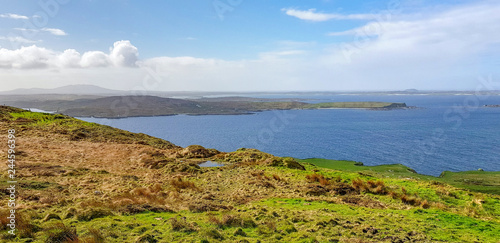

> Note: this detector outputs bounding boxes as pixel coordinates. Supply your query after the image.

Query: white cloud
[80,51,110,68]
[13,28,68,36]
[109,40,138,67]
[282,8,375,22]
[0,36,40,44]
[41,28,68,36]
[0,13,29,20]
[0,45,53,69]
[0,41,140,69]
[57,49,81,68]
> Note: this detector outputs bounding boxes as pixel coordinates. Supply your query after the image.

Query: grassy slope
[299,158,500,195]
[0,106,498,242]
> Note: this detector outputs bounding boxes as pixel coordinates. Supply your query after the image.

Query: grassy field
[299,158,500,195]
[0,106,498,242]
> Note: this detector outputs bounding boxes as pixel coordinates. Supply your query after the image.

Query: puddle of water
[199,161,225,167]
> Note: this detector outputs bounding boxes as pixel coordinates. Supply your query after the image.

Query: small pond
[199,161,225,167]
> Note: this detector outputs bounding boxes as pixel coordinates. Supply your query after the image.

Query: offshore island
[0,105,498,242]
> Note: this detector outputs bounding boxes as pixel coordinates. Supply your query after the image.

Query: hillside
[0,106,498,242]
[0,95,409,118]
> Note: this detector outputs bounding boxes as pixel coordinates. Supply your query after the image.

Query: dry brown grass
[420,199,431,209]
[0,210,40,238]
[351,178,388,195]
[401,194,421,206]
[169,177,199,192]
[251,171,270,180]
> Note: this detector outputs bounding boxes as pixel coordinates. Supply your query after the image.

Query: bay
[81,95,500,176]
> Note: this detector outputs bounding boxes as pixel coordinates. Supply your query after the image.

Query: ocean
[80,94,500,176]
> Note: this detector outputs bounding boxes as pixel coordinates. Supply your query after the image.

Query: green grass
[8,198,497,242]
[300,158,500,195]
[439,170,500,195]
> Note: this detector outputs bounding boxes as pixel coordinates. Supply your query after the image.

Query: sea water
[81,95,500,176]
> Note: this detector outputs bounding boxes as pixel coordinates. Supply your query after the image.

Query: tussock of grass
[169,177,199,192]
[44,222,79,243]
[169,217,198,232]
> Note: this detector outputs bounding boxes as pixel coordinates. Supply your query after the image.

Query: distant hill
[0,84,120,95]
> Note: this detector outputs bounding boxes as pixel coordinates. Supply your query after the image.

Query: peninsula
[0,95,409,118]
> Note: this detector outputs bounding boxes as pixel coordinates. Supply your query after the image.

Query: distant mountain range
[0,85,120,95]
[1,85,499,96]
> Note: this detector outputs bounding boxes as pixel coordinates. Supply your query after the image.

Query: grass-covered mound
[0,106,498,242]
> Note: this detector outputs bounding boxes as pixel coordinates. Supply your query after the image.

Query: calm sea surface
[81,95,500,176]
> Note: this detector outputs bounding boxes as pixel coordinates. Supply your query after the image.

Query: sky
[0,0,499,92]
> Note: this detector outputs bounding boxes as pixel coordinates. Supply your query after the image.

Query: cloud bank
[0,40,138,69]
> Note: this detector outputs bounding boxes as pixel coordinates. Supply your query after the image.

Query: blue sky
[0,0,499,91]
